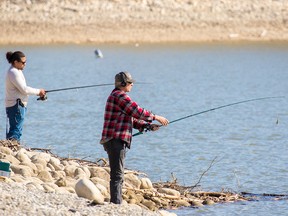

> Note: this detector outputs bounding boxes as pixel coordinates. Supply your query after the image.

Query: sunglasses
[18,60,26,64]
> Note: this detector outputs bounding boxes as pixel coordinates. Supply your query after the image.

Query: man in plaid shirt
[100,72,169,204]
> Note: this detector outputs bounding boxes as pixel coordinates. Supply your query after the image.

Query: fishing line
[132,96,285,137]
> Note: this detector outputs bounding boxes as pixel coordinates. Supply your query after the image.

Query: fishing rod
[37,83,114,100]
[37,82,151,101]
[132,96,284,137]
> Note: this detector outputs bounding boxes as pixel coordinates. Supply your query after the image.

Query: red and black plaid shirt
[100,88,155,146]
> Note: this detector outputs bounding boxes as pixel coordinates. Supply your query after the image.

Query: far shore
[1,1,288,45]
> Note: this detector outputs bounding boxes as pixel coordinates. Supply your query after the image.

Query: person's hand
[154,115,169,126]
[39,89,46,97]
[149,124,161,131]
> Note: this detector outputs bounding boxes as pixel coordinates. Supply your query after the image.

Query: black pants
[104,139,126,204]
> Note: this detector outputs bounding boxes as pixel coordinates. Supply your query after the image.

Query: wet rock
[203,199,215,205]
[190,200,204,207]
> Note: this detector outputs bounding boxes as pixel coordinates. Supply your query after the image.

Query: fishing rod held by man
[132,96,285,137]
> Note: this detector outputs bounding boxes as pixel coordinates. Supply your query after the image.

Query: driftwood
[0,140,20,151]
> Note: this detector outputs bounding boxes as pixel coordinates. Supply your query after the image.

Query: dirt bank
[0,0,288,44]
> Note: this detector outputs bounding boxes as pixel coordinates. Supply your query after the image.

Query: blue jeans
[6,100,26,141]
[104,139,127,204]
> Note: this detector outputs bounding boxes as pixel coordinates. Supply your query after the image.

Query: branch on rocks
[191,156,219,189]
[0,140,21,151]
[190,191,227,197]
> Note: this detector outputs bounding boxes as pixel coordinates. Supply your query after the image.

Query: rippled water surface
[0,43,287,215]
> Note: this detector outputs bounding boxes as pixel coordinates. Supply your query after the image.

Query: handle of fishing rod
[132,124,164,137]
[37,95,48,101]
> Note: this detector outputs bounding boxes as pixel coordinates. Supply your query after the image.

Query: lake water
[0,43,287,215]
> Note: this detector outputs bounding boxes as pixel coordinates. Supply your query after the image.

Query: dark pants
[104,139,126,204]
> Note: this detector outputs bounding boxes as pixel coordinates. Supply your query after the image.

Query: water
[0,43,287,215]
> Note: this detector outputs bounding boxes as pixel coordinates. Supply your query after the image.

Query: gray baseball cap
[115,72,136,85]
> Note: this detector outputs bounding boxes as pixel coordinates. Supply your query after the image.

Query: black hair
[6,51,25,64]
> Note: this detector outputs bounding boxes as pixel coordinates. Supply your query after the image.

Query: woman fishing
[5,51,46,142]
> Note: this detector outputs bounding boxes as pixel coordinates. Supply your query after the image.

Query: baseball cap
[115,72,136,84]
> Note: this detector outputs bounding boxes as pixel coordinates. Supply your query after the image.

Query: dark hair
[6,51,25,64]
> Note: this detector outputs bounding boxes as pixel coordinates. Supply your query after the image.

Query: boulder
[0,154,20,165]
[75,178,104,204]
[89,167,110,181]
[140,177,153,189]
[158,188,180,198]
[0,146,13,155]
[37,170,53,182]
[10,164,33,177]
[90,177,109,189]
[75,167,87,179]
[64,165,77,177]
[31,152,51,163]
[15,150,31,163]
[124,173,141,189]
[31,158,47,168]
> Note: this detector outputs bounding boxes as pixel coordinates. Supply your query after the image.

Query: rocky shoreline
[1,0,288,44]
[0,140,248,216]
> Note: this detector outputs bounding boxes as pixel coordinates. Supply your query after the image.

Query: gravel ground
[0,180,160,216]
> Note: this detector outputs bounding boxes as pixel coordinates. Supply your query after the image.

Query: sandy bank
[0,0,288,44]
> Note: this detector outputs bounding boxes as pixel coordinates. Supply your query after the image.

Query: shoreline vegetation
[0,140,248,216]
[1,0,288,45]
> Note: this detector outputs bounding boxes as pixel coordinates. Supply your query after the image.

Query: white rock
[140,177,153,189]
[159,210,178,216]
[64,165,77,177]
[75,178,104,204]
[15,151,31,163]
[124,173,141,189]
[158,188,180,198]
[89,167,110,181]
[31,152,51,163]
[10,164,33,177]
[0,146,13,155]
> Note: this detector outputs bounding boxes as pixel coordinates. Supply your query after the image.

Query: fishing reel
[144,124,153,132]
[144,124,160,132]
[37,95,48,101]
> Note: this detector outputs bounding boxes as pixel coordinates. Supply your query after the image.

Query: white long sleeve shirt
[5,66,40,107]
